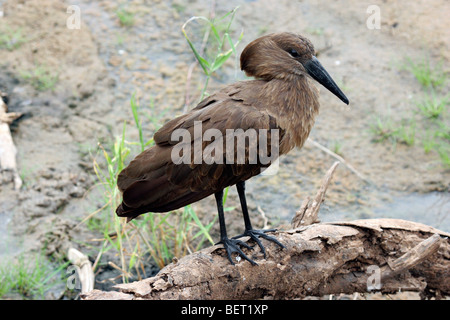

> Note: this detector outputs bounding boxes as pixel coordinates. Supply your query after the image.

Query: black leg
[215,190,256,265]
[233,181,286,257]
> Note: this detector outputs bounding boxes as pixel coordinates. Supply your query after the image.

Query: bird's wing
[116,81,282,219]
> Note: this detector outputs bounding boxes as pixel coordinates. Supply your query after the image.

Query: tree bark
[82,218,450,300]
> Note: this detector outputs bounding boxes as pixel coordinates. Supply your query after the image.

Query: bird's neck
[262,75,320,153]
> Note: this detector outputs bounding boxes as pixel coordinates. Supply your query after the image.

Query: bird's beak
[303,56,349,105]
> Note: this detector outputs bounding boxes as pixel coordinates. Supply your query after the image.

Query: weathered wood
[82,218,450,300]
[68,248,95,294]
[291,161,339,228]
[0,91,22,190]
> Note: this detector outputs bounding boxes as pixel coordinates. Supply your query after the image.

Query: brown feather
[116,32,325,221]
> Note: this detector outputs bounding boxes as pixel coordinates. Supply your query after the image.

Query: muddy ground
[0,0,448,299]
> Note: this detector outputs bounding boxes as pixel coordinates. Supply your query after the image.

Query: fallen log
[82,218,449,300]
[82,162,450,300]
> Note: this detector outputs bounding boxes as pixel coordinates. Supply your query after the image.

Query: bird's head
[240,32,349,105]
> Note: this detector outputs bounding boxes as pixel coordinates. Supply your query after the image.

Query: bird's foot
[217,237,258,266]
[232,228,286,258]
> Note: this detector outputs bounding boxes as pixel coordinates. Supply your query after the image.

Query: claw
[218,238,258,266]
[232,229,285,258]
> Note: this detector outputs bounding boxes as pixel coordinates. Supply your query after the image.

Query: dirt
[0,0,448,298]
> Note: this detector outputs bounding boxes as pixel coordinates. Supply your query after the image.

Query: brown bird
[116,32,349,265]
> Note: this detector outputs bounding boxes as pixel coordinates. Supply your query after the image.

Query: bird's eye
[287,49,300,58]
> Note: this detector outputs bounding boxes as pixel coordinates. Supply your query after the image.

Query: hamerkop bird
[116,32,349,265]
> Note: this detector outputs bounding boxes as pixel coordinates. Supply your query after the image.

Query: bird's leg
[215,189,257,265]
[232,181,286,258]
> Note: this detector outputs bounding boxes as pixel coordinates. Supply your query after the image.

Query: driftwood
[68,248,95,294]
[82,162,450,300]
[0,91,22,190]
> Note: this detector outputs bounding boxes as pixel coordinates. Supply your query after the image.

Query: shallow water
[372,192,449,231]
[320,191,450,232]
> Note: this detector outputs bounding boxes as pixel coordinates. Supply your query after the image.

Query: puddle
[372,192,449,232]
[320,191,450,232]
[0,204,20,260]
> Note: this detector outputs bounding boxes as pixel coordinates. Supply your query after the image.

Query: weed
[0,26,26,51]
[116,8,135,27]
[0,253,69,299]
[133,205,216,269]
[86,96,215,281]
[416,90,448,119]
[20,64,59,91]
[85,8,243,282]
[172,3,186,14]
[371,55,450,167]
[369,115,400,144]
[403,56,446,89]
[182,6,243,100]
[435,120,450,140]
[397,119,416,146]
[331,140,343,156]
[437,146,450,167]
[422,130,436,154]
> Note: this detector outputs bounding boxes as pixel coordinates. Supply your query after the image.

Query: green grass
[403,56,446,89]
[396,118,416,146]
[182,6,243,100]
[437,145,450,167]
[0,253,69,299]
[370,55,449,167]
[83,8,243,283]
[172,3,187,14]
[330,140,343,156]
[370,112,449,165]
[84,95,216,280]
[369,115,400,144]
[115,8,135,27]
[416,90,448,119]
[20,64,59,91]
[0,26,27,51]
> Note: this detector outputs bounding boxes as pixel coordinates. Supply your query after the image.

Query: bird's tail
[115,202,149,222]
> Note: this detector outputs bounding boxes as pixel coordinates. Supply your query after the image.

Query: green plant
[85,8,244,281]
[403,56,446,89]
[416,90,448,119]
[435,120,450,140]
[370,55,449,167]
[0,253,69,299]
[0,26,26,51]
[422,130,436,154]
[85,96,215,281]
[115,8,135,27]
[133,204,217,269]
[20,65,58,91]
[370,115,417,147]
[331,140,343,156]
[369,115,400,144]
[182,6,243,100]
[437,145,450,167]
[397,119,416,146]
[144,96,169,133]
[172,3,186,14]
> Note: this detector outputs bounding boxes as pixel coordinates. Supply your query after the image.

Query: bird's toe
[233,228,285,258]
[219,238,257,266]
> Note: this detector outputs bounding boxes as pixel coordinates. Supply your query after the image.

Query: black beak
[303,56,349,105]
